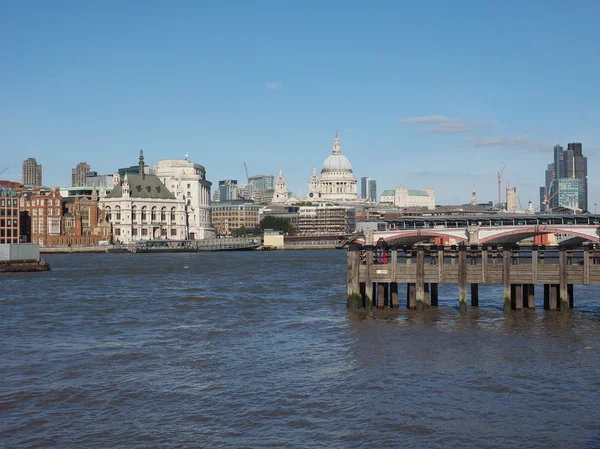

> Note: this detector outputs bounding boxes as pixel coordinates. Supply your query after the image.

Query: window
[151,207,157,221]
[132,206,137,221]
[187,183,191,189]
[13,199,17,207]
[170,208,176,222]
[0,200,3,206]
[161,207,166,221]
[56,199,60,206]
[55,208,60,216]
[105,207,111,221]
[141,207,147,221]
[115,228,121,236]
[33,209,37,216]
[48,208,53,216]
[170,229,177,236]
[141,228,148,236]
[116,206,121,221]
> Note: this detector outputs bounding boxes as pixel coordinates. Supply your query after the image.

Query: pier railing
[347,243,600,312]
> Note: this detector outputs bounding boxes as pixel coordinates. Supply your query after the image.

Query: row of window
[0,209,18,217]
[30,208,61,216]
[0,219,18,227]
[0,199,18,207]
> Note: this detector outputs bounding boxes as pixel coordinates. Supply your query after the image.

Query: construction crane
[497,165,505,208]
[517,196,523,211]
[243,162,250,184]
[0,167,8,177]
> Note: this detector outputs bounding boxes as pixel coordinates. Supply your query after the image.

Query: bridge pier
[511,284,523,310]
[407,283,416,310]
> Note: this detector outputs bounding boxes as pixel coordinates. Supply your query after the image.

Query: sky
[1,0,599,208]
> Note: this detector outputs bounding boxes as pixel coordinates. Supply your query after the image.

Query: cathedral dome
[321,131,353,174]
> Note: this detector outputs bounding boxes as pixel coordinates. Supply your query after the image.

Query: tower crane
[497,165,505,208]
[0,167,8,177]
[244,162,250,184]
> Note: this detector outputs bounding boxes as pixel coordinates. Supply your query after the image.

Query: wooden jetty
[347,243,600,312]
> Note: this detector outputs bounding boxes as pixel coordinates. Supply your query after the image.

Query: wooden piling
[416,247,427,310]
[377,283,385,309]
[407,283,416,310]
[471,283,479,307]
[528,284,535,309]
[513,284,523,310]
[568,284,574,309]
[431,283,439,307]
[559,248,569,312]
[364,245,374,311]
[531,245,538,284]
[550,284,559,310]
[390,282,399,308]
[503,248,511,313]
[347,244,361,309]
[458,245,467,312]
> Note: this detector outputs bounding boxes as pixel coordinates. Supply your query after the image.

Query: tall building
[553,145,564,183]
[361,177,377,202]
[557,178,584,211]
[506,185,517,212]
[218,180,238,202]
[72,162,91,187]
[248,174,275,194]
[0,185,20,244]
[22,158,42,187]
[563,142,588,211]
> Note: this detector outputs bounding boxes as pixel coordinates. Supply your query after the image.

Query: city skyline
[1,1,599,206]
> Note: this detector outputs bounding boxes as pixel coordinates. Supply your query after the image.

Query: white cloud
[398,115,469,133]
[266,83,282,90]
[466,137,550,152]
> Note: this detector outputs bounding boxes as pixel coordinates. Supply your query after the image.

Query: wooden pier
[347,243,600,312]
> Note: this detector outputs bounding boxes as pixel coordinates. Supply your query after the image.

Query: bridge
[355,214,600,246]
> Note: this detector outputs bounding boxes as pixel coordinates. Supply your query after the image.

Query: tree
[256,216,293,234]
[235,225,247,237]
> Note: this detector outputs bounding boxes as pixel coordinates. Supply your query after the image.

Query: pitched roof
[407,189,430,197]
[381,190,395,196]
[106,173,175,200]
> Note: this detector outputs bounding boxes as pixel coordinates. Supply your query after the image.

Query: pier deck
[347,243,600,312]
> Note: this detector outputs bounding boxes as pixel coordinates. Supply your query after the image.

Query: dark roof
[106,173,175,200]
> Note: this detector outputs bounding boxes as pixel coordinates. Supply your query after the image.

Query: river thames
[2,250,599,448]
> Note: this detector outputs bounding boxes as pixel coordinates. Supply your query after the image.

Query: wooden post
[544,284,550,310]
[347,244,362,309]
[559,248,569,312]
[458,245,467,312]
[471,283,479,307]
[513,284,523,310]
[416,247,427,310]
[431,283,439,307]
[503,248,511,313]
[438,247,444,283]
[550,284,559,310]
[584,244,590,285]
[528,284,535,309]
[364,245,374,311]
[390,282,399,308]
[531,245,538,284]
[568,284,574,309]
[424,283,430,306]
[391,248,398,281]
[377,283,385,309]
[481,247,487,283]
[407,283,416,310]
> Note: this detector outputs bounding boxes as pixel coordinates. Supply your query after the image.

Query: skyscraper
[248,174,275,193]
[22,158,42,187]
[553,145,564,182]
[361,177,377,201]
[218,179,238,201]
[563,142,588,211]
[72,162,91,187]
[506,185,517,212]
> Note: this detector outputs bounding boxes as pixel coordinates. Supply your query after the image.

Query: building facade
[18,188,63,245]
[72,162,91,187]
[361,177,377,201]
[394,186,435,210]
[248,174,275,194]
[156,158,215,240]
[22,158,42,187]
[0,186,19,244]
[100,151,187,243]
[272,169,289,204]
[506,185,517,212]
[211,201,261,235]
[297,205,356,236]
[306,132,358,203]
[557,178,584,210]
[218,179,238,202]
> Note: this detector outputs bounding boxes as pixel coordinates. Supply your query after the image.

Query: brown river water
[1,250,599,448]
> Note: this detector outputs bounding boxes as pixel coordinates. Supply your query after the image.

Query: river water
[1,250,599,448]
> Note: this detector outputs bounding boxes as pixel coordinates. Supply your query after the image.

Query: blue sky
[1,0,599,207]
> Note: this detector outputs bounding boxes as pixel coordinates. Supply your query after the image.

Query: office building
[553,145,564,184]
[557,178,584,211]
[22,158,43,187]
[0,186,20,244]
[72,162,91,187]
[361,177,377,202]
[211,201,261,235]
[248,174,275,194]
[218,179,238,202]
[394,186,435,210]
[506,185,517,212]
[563,142,588,211]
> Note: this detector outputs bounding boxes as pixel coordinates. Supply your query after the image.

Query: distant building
[272,169,289,204]
[259,205,300,230]
[361,177,377,202]
[263,229,285,248]
[85,174,114,188]
[211,201,261,235]
[563,142,588,211]
[100,150,187,243]
[248,174,275,194]
[218,179,238,202]
[22,158,42,187]
[506,185,517,212]
[72,162,91,187]
[18,188,62,245]
[380,190,395,205]
[0,186,19,244]
[306,132,358,202]
[557,178,584,210]
[297,205,356,236]
[394,186,435,210]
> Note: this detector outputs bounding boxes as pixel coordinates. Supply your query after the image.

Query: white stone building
[100,151,187,243]
[394,186,435,209]
[306,131,358,203]
[156,158,215,239]
[271,168,289,204]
